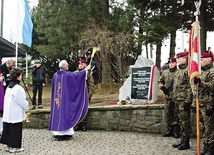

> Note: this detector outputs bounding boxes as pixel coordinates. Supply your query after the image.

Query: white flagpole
[194,0,201,74]
[26,53,28,85]
[15,42,18,67]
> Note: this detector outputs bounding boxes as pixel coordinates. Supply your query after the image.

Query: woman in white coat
[0,68,29,153]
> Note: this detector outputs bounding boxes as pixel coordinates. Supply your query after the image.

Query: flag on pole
[188,21,202,155]
[3,0,33,47]
[188,21,200,93]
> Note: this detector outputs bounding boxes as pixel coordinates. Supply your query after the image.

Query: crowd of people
[159,48,214,155]
[1,47,214,154]
[0,49,97,153]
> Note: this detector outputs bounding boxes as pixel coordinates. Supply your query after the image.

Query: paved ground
[0,129,199,155]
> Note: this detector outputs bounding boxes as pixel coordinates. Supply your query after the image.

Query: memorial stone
[119,55,160,104]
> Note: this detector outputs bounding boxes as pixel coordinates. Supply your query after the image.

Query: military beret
[34,60,41,64]
[77,59,86,64]
[176,52,188,58]
[167,57,176,63]
[201,52,213,59]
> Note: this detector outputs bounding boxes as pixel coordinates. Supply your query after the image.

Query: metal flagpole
[26,53,28,85]
[15,42,18,67]
[194,0,202,155]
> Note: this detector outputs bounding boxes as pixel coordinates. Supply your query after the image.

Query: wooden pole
[194,1,202,154]
[196,84,200,155]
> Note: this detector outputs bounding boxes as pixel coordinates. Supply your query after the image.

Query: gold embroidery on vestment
[54,82,61,109]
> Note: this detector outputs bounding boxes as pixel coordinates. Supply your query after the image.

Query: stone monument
[119,55,160,104]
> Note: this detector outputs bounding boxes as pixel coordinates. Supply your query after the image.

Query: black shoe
[81,125,87,132]
[74,124,81,131]
[163,126,173,137]
[173,125,180,138]
[172,136,184,148]
[163,131,173,137]
[205,143,214,155]
[178,136,190,150]
[30,106,36,110]
[53,135,72,141]
[38,105,43,109]
[199,143,208,155]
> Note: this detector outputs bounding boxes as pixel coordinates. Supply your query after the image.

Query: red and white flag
[188,21,200,93]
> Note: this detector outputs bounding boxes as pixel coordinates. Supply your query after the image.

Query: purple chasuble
[48,70,89,131]
[0,82,4,111]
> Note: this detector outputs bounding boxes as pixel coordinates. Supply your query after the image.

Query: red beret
[77,59,86,64]
[201,52,213,59]
[176,52,188,58]
[167,57,176,63]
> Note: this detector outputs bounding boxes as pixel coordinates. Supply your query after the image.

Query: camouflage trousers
[174,100,192,137]
[164,99,179,126]
[200,106,214,144]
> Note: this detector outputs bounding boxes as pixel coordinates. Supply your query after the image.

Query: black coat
[0,63,12,87]
[32,66,46,85]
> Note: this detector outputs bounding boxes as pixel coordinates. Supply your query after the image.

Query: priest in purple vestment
[49,60,90,141]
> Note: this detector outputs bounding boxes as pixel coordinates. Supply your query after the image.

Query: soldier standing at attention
[159,57,179,138]
[172,52,193,150]
[194,52,214,155]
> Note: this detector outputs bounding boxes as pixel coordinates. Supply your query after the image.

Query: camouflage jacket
[75,69,94,100]
[159,67,177,100]
[172,63,193,102]
[197,63,214,107]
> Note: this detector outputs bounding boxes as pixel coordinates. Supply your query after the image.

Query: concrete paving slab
[0,129,198,155]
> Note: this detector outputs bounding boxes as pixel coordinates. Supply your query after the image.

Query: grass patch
[24,82,122,109]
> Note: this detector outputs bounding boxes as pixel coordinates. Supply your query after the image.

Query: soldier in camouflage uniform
[172,52,193,150]
[159,57,179,138]
[194,52,214,155]
[76,59,94,102]
[74,59,94,131]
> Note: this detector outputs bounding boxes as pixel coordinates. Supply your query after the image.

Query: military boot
[172,135,184,148]
[74,124,81,131]
[178,136,190,150]
[199,143,208,155]
[81,122,87,132]
[173,125,180,138]
[205,143,214,155]
[81,124,87,131]
[163,125,173,137]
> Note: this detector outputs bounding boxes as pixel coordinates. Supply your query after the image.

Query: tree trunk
[150,44,153,58]
[137,25,143,56]
[169,30,176,57]
[137,6,145,56]
[100,0,113,93]
[146,43,148,58]
[199,0,206,52]
[156,42,162,69]
[101,0,109,28]
[101,47,113,93]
